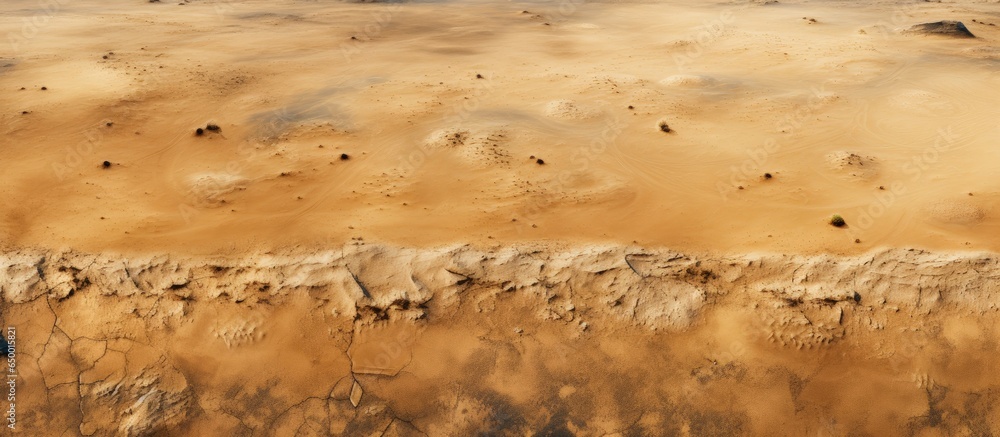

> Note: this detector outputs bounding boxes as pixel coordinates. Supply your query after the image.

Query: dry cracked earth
[4,245,1000,435]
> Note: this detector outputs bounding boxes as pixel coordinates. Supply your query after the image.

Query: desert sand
[2,0,1000,434]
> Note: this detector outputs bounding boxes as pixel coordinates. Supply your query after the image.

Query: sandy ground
[1,0,999,253]
[2,0,1000,434]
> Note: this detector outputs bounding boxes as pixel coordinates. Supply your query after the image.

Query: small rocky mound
[825,151,878,180]
[904,21,975,38]
[424,128,470,149]
[423,128,512,166]
[543,100,600,120]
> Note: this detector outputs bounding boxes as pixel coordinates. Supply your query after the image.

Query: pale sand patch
[186,173,249,207]
[542,99,601,120]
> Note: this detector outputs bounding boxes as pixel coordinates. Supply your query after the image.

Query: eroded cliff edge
[2,244,998,435]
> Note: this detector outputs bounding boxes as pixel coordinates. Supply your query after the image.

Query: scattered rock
[657,118,671,133]
[205,124,220,132]
[763,173,773,180]
[536,158,545,165]
[423,127,512,167]
[340,153,350,160]
[102,161,112,168]
[195,128,204,136]
[825,151,878,180]
[425,129,469,149]
[476,73,483,79]
[40,86,47,91]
